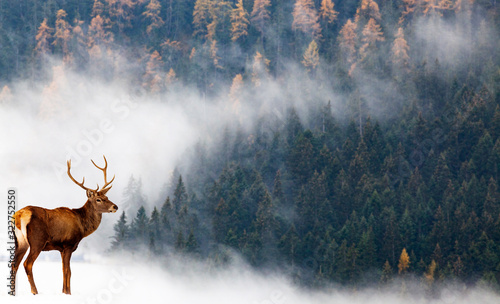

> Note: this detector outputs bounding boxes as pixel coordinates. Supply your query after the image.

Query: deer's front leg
[61,248,73,295]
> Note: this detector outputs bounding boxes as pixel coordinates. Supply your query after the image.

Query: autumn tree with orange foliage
[252,51,270,87]
[354,0,381,25]
[143,50,164,93]
[53,10,72,62]
[35,19,53,58]
[338,19,357,71]
[320,0,339,24]
[398,248,410,274]
[88,14,114,59]
[251,0,271,42]
[359,18,384,60]
[106,0,135,32]
[231,0,250,42]
[292,0,322,40]
[229,74,244,114]
[391,27,410,69]
[193,0,210,38]
[302,40,320,75]
[143,0,165,35]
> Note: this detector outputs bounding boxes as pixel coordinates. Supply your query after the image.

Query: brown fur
[12,158,117,295]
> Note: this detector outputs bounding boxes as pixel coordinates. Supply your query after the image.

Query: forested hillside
[1,0,499,290]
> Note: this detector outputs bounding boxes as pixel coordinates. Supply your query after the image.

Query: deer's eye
[96,198,102,203]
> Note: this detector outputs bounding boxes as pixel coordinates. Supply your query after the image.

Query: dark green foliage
[2,0,499,289]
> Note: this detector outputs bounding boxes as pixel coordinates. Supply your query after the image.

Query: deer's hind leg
[23,221,48,295]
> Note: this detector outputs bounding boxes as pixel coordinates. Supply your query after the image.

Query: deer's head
[67,156,118,214]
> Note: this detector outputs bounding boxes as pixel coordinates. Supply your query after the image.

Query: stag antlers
[67,156,115,192]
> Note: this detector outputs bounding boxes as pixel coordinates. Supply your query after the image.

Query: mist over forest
[1,0,500,302]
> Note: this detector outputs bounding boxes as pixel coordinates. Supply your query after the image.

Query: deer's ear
[100,187,112,195]
[86,189,95,198]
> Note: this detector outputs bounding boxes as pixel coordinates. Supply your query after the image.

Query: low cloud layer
[2,255,499,304]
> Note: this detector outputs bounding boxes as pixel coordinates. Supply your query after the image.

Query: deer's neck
[76,201,102,238]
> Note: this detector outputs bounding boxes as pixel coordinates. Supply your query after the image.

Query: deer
[11,156,118,295]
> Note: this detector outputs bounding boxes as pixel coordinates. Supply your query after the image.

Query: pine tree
[380,260,393,283]
[338,19,357,70]
[279,225,300,265]
[250,0,271,41]
[424,259,437,285]
[399,0,417,24]
[131,206,149,243]
[229,74,244,114]
[106,0,135,32]
[398,248,410,274]
[359,18,384,61]
[302,40,319,74]
[149,206,161,244]
[254,190,276,244]
[175,230,185,251]
[173,175,188,214]
[91,0,105,17]
[292,0,322,39]
[231,0,250,42]
[53,10,72,62]
[35,19,53,58]
[185,230,199,254]
[391,27,410,69]
[165,68,177,88]
[354,0,382,24]
[193,0,210,38]
[160,196,173,241]
[143,50,164,93]
[272,170,284,204]
[320,0,339,24]
[357,227,377,270]
[87,14,114,59]
[111,211,130,250]
[143,0,165,35]
[71,19,88,68]
[251,51,270,87]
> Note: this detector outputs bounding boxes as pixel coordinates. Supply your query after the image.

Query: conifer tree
[398,248,410,274]
[111,211,130,250]
[71,19,88,68]
[381,260,393,283]
[53,10,72,62]
[250,0,271,41]
[87,14,114,59]
[35,19,53,58]
[193,0,210,38]
[143,0,165,35]
[131,206,150,243]
[149,206,161,243]
[185,230,199,254]
[229,74,244,114]
[106,0,135,32]
[143,50,164,93]
[231,0,250,42]
[391,27,410,70]
[292,0,322,39]
[424,259,437,285]
[251,51,270,87]
[302,40,320,74]
[359,18,384,61]
[279,225,300,265]
[91,0,105,17]
[354,0,382,24]
[338,19,357,70]
[173,175,188,214]
[320,0,339,24]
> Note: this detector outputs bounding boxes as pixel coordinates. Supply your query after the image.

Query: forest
[0,0,499,290]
